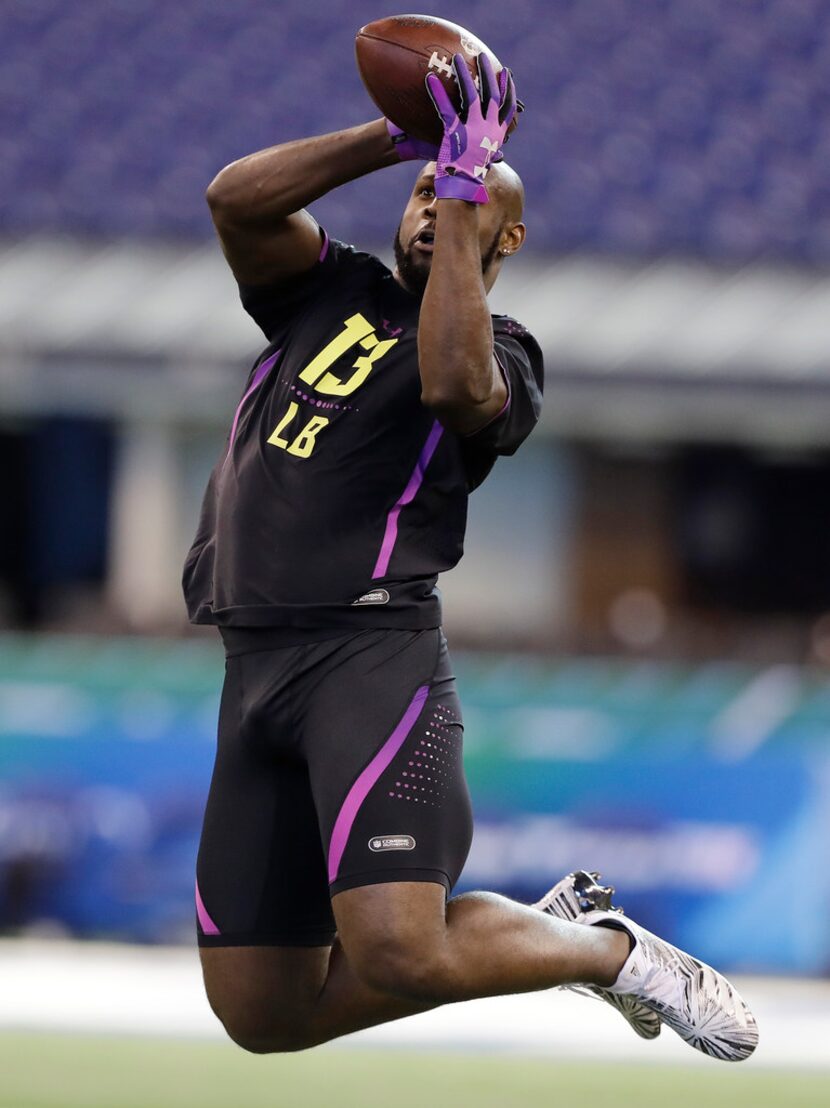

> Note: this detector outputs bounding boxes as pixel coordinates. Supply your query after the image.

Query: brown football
[355,14,514,145]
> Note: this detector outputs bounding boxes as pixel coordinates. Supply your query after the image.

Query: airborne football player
[183,29,757,1061]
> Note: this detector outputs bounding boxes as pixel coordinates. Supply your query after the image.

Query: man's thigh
[301,629,473,901]
[196,650,336,947]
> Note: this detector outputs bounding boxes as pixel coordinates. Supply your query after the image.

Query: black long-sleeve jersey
[182,232,544,633]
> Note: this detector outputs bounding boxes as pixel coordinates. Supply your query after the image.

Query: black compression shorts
[195,627,473,947]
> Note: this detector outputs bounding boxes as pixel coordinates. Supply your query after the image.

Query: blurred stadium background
[2,0,830,1104]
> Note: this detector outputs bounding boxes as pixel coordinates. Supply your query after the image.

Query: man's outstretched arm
[418,54,518,435]
[419,199,506,434]
[206,119,400,286]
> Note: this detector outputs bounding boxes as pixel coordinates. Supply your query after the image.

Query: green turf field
[0,1034,827,1108]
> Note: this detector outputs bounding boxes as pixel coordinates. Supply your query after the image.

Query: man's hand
[425,53,517,203]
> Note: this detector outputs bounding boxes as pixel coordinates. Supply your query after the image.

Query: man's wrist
[434,174,489,204]
[435,196,480,209]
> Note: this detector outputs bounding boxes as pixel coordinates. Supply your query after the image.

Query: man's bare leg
[199,940,433,1053]
[199,881,629,1053]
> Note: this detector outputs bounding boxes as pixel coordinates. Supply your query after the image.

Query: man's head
[393,161,526,298]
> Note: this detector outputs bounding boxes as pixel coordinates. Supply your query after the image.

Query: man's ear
[499,222,526,257]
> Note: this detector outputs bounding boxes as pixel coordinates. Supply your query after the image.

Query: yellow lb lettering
[286,414,329,458]
[266,401,298,448]
[267,402,330,459]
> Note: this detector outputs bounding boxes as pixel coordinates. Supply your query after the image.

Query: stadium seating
[2,0,828,260]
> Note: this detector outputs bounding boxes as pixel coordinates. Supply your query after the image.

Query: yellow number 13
[266,313,397,460]
[298,313,398,396]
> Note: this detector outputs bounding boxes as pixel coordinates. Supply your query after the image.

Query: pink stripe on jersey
[195,879,220,935]
[371,420,444,579]
[225,348,282,458]
[327,684,430,884]
[318,231,330,263]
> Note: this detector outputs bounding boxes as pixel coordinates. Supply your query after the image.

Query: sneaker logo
[352,589,390,606]
[369,835,416,852]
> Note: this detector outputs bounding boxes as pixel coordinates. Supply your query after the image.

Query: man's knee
[200,944,330,1053]
[226,1021,315,1055]
[211,996,319,1054]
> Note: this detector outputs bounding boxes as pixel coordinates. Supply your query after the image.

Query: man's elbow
[420,368,493,412]
[205,168,233,215]
[420,382,494,435]
[205,158,255,218]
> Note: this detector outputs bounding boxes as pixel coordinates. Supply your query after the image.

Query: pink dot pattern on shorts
[388,704,462,808]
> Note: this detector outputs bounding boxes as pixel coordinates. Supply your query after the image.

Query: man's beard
[393,225,502,297]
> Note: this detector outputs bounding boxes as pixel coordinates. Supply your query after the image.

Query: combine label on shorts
[369,835,416,852]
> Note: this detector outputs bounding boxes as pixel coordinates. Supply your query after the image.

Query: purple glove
[425,52,517,203]
[386,119,439,162]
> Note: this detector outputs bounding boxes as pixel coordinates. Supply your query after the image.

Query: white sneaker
[545,871,759,1062]
[536,871,661,1041]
